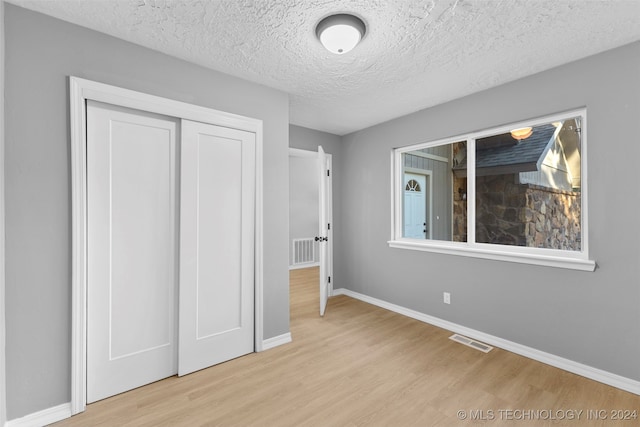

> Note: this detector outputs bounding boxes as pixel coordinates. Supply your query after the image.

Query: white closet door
[178,120,255,376]
[87,101,178,403]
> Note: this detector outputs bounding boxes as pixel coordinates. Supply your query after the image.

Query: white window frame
[389,108,596,271]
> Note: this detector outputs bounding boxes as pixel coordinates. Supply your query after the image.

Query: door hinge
[328,276,331,283]
[327,223,331,230]
[327,169,330,177]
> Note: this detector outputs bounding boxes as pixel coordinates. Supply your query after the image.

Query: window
[390,109,595,271]
[405,179,421,192]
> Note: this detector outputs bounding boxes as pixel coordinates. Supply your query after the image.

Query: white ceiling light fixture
[316,13,366,55]
[510,127,533,141]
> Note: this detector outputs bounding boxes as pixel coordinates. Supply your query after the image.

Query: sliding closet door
[178,120,255,376]
[86,101,178,403]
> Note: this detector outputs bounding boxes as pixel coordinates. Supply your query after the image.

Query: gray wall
[4,4,290,420]
[338,41,640,382]
[289,125,342,155]
[289,156,319,265]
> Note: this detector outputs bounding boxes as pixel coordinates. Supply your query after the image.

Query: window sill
[388,239,596,271]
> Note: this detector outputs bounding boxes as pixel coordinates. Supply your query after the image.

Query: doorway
[288,147,333,317]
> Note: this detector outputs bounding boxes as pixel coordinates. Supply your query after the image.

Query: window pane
[474,118,582,250]
[402,141,467,242]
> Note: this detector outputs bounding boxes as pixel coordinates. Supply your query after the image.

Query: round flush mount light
[316,13,366,54]
[510,127,533,141]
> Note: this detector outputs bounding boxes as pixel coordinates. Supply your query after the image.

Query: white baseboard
[288,263,319,271]
[5,402,71,427]
[333,288,640,396]
[261,332,292,351]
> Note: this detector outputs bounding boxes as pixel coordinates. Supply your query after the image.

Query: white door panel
[87,101,178,403]
[318,146,329,316]
[195,138,242,338]
[179,120,255,376]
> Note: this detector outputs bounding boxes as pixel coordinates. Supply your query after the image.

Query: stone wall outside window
[453,173,581,250]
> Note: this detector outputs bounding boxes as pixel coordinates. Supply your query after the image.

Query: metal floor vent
[449,334,493,353]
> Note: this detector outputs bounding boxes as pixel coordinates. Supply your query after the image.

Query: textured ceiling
[8,0,640,135]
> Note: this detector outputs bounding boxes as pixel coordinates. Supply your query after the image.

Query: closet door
[86,101,178,403]
[178,120,255,376]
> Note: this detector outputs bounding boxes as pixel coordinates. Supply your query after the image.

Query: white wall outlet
[443,292,451,304]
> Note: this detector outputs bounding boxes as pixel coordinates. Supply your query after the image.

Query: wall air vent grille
[292,238,316,265]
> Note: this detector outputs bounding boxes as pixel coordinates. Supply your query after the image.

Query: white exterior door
[86,101,179,403]
[178,120,255,375]
[404,173,427,239]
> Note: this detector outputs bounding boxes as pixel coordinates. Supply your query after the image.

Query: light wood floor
[54,267,640,426]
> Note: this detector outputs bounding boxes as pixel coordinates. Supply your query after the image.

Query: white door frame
[288,148,334,294]
[69,77,264,415]
[0,3,7,425]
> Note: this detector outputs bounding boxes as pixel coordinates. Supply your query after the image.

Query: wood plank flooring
[53,267,640,426]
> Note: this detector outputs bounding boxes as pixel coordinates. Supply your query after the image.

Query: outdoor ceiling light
[510,127,533,141]
[316,13,366,54]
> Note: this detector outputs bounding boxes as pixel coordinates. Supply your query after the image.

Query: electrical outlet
[443,292,451,304]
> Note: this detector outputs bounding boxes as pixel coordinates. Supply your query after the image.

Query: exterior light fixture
[316,14,366,54]
[510,127,533,141]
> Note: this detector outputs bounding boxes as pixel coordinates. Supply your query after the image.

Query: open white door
[318,146,330,316]
[178,120,255,376]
